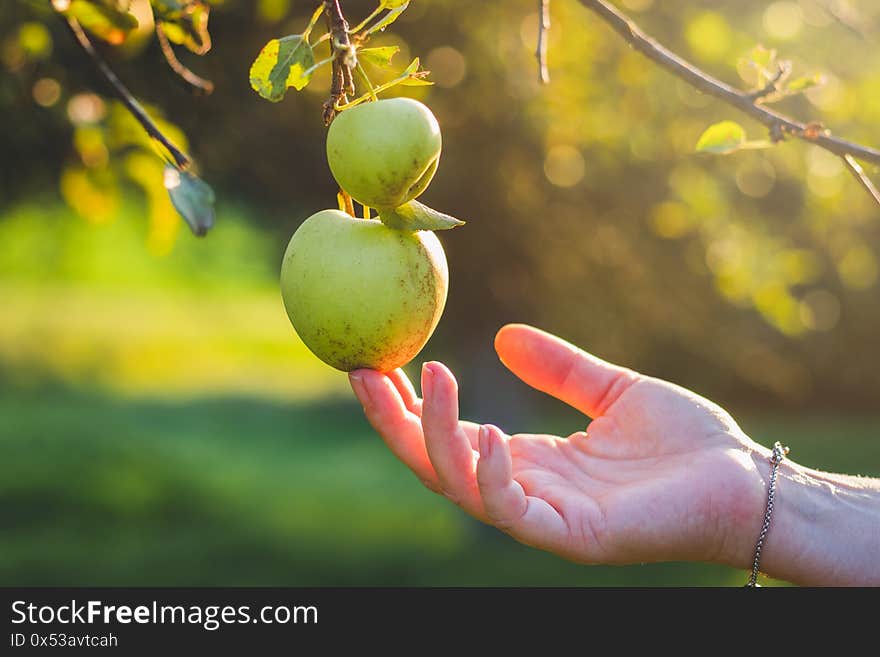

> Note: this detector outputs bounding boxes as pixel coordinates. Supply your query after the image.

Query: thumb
[494,324,638,418]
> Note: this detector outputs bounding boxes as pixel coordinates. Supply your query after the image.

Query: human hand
[348,324,772,568]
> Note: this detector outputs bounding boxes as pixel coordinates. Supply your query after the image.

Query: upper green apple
[280,209,448,372]
[326,98,442,209]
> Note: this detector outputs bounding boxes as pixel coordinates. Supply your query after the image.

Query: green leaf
[62,0,139,45]
[748,44,776,71]
[249,35,316,102]
[153,0,211,54]
[378,200,464,232]
[738,44,779,88]
[787,73,825,93]
[164,166,215,237]
[357,45,400,69]
[399,77,434,86]
[696,121,747,154]
[367,4,409,35]
[695,121,773,154]
[380,0,410,8]
[403,57,420,75]
[399,56,432,85]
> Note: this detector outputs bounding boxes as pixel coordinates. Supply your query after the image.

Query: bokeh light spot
[67,93,107,125]
[799,289,840,331]
[838,245,878,290]
[763,2,804,40]
[543,145,585,188]
[650,201,693,238]
[735,158,776,198]
[685,12,732,62]
[257,0,291,23]
[33,78,62,108]
[425,46,467,88]
[18,22,52,60]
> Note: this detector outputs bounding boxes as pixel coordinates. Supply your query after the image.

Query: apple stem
[336,190,356,217]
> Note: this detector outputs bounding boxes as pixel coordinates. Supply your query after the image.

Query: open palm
[349,324,769,568]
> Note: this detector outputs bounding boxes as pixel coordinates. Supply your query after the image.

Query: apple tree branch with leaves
[10,0,880,340]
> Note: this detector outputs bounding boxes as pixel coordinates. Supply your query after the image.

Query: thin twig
[747,61,790,103]
[577,0,880,176]
[537,0,550,84]
[156,27,214,95]
[357,62,378,101]
[63,16,191,169]
[844,155,880,206]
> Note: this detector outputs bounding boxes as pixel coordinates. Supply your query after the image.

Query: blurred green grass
[0,200,347,400]
[1,382,877,587]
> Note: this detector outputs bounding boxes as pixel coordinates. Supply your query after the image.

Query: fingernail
[479,425,491,457]
[421,363,434,399]
[349,372,371,405]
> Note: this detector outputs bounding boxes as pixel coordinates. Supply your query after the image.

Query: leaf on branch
[739,45,793,96]
[339,56,432,107]
[749,44,777,71]
[399,77,433,87]
[59,0,139,45]
[737,44,777,87]
[164,166,215,237]
[695,121,772,154]
[152,0,212,55]
[378,200,464,232]
[357,45,400,69]
[366,4,410,35]
[399,56,433,86]
[787,73,826,94]
[249,35,316,102]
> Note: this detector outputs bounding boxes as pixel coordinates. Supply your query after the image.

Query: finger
[458,421,481,450]
[420,362,484,516]
[349,370,439,491]
[389,367,478,449]
[387,368,422,416]
[494,324,639,418]
[476,424,570,550]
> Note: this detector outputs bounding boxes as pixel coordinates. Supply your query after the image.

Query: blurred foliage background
[1,0,879,586]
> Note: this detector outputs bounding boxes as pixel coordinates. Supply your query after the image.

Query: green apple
[280,209,448,372]
[326,98,442,209]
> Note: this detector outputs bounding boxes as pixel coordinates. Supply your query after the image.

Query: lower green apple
[280,209,449,372]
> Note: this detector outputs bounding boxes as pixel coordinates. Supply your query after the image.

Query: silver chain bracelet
[745,441,790,587]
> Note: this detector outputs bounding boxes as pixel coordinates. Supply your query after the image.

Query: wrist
[719,443,880,586]
[710,440,776,571]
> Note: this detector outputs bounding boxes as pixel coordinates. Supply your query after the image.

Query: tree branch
[746,61,790,103]
[323,0,356,125]
[156,27,215,95]
[844,155,880,207]
[536,0,550,84]
[577,0,880,174]
[62,16,191,170]
[62,16,191,169]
